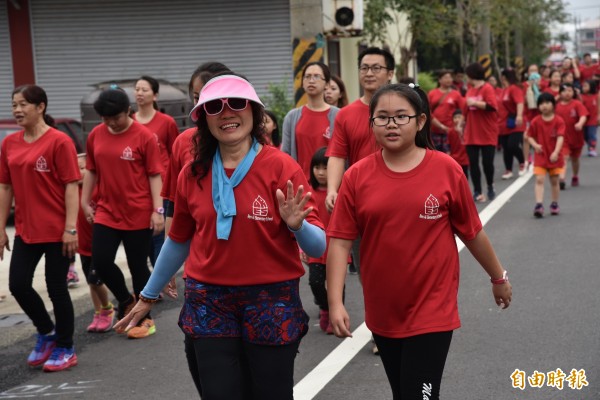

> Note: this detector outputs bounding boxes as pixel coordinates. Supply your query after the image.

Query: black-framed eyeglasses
[371,115,418,126]
[303,74,325,81]
[359,64,389,74]
[203,98,248,115]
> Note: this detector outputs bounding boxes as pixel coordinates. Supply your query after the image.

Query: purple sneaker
[534,203,544,218]
[27,333,57,366]
[43,346,78,372]
[550,202,560,215]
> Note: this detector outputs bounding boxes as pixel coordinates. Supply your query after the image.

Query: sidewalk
[0,225,132,317]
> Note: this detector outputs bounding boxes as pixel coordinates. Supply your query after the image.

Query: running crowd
[0,46,598,399]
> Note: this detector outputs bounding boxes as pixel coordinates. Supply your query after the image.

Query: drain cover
[0,314,31,328]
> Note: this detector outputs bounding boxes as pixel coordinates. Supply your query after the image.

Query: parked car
[0,118,85,153]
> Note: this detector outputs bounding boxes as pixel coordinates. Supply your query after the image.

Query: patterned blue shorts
[178,278,309,346]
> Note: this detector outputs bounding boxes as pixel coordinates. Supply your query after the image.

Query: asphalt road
[0,153,599,399]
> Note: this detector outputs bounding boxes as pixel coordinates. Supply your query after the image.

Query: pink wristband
[491,270,508,285]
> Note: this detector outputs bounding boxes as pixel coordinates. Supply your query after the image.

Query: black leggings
[308,262,345,311]
[8,236,74,348]
[185,337,299,400]
[466,145,496,194]
[91,224,152,304]
[499,132,524,171]
[373,331,453,400]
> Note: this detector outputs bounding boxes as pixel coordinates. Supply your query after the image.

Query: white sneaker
[518,164,527,176]
[501,171,513,180]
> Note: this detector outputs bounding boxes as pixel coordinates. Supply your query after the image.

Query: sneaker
[318,310,329,332]
[27,333,57,366]
[372,343,380,355]
[487,186,496,201]
[115,295,136,334]
[43,347,77,372]
[518,163,526,176]
[589,148,597,157]
[95,306,115,333]
[326,321,334,335]
[473,192,486,203]
[559,180,566,190]
[127,318,156,339]
[87,313,100,333]
[550,202,560,215]
[348,262,358,275]
[67,265,79,288]
[501,170,513,180]
[571,176,579,187]
[534,203,544,218]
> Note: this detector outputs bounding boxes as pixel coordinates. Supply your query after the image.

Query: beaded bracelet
[490,270,509,285]
[139,294,159,304]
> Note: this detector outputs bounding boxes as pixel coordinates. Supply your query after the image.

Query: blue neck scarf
[212,139,259,240]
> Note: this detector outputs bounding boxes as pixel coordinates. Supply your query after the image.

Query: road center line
[293,170,533,399]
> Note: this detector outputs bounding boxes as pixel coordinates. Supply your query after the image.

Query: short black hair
[537,92,555,107]
[559,82,574,93]
[465,62,486,80]
[358,47,395,71]
[94,88,130,117]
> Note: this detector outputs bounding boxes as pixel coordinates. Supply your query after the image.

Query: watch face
[156,207,165,214]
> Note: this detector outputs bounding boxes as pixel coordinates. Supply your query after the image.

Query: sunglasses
[203,98,249,115]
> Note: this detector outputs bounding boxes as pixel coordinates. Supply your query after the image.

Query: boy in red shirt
[447,109,469,177]
[527,93,565,217]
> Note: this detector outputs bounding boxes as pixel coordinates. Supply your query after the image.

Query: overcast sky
[564,0,600,23]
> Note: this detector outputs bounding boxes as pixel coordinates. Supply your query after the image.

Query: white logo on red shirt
[34,156,50,172]
[419,194,442,220]
[121,146,135,161]
[323,126,332,139]
[247,195,273,222]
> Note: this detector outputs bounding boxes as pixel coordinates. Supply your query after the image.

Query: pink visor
[189,75,265,121]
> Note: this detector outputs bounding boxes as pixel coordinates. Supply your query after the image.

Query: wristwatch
[64,229,77,235]
[154,207,165,215]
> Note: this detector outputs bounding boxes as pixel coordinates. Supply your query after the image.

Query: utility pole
[477,0,492,79]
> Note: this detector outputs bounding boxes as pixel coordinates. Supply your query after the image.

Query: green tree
[363,0,457,79]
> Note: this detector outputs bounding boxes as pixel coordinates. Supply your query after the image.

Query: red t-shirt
[135,111,179,180]
[464,83,499,145]
[500,84,525,134]
[328,149,481,338]
[496,88,508,136]
[579,64,599,81]
[581,93,598,127]
[307,187,329,264]
[555,100,589,149]
[447,127,469,166]
[539,79,549,91]
[77,187,99,256]
[161,127,195,202]
[0,128,80,243]
[543,86,560,100]
[428,89,465,134]
[326,99,378,166]
[295,107,332,180]
[86,121,163,230]
[528,115,566,169]
[169,145,323,286]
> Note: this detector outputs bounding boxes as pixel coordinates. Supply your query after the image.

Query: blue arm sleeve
[140,238,191,299]
[289,220,326,258]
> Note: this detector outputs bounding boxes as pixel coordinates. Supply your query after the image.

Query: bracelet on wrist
[491,270,508,285]
[139,293,159,304]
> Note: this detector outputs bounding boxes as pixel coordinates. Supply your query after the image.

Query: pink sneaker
[326,321,333,335]
[318,310,329,332]
[87,313,100,332]
[95,306,115,333]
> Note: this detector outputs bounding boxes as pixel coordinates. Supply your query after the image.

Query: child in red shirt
[527,93,565,217]
[447,109,469,177]
[581,80,599,157]
[555,83,588,188]
[327,83,512,399]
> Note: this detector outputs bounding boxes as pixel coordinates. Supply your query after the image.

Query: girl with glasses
[282,61,339,180]
[327,83,512,400]
[115,73,326,400]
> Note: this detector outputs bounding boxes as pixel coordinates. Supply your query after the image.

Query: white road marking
[293,170,533,399]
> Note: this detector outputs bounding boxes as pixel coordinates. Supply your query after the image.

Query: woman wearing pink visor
[115,73,326,399]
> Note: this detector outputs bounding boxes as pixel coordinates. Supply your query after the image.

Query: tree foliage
[363,0,569,76]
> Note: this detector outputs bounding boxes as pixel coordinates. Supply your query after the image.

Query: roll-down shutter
[0,5,14,119]
[30,0,291,118]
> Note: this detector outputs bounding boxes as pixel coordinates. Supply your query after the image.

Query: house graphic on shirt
[121,146,134,161]
[252,196,268,217]
[34,156,50,172]
[424,194,439,215]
